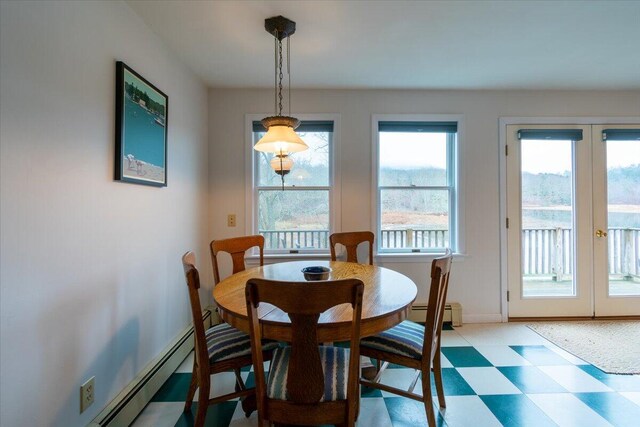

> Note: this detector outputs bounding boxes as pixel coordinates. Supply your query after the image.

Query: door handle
[595,229,608,238]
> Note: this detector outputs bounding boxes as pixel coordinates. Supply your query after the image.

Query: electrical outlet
[227,214,236,227]
[80,376,95,413]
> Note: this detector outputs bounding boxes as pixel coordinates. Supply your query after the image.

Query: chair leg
[184,363,198,412]
[433,352,446,409]
[421,373,437,427]
[195,378,210,427]
[348,402,358,426]
[258,413,269,427]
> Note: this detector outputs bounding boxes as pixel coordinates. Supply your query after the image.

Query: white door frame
[592,124,640,316]
[499,117,640,321]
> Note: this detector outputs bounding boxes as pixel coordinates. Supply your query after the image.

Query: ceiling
[127,0,640,90]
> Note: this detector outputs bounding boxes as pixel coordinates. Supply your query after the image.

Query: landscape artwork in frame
[115,61,168,186]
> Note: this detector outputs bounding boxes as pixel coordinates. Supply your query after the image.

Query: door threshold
[509,315,640,322]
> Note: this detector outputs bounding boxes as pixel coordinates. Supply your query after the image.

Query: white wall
[208,88,640,322]
[0,2,209,426]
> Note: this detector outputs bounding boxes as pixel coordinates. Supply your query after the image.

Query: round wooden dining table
[213,260,417,342]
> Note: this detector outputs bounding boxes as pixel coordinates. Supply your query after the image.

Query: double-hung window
[249,117,338,254]
[374,117,461,254]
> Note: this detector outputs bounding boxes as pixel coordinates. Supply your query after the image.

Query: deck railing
[260,227,639,279]
[259,229,449,250]
[261,229,329,250]
[521,227,640,280]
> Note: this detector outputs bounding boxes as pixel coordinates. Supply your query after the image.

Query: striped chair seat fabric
[267,346,349,402]
[360,320,425,359]
[206,322,278,362]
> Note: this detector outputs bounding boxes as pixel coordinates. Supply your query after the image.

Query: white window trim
[371,114,466,260]
[244,113,341,256]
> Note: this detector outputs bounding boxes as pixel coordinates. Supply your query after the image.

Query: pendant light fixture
[253,16,308,190]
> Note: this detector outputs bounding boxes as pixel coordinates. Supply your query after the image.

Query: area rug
[527,321,640,374]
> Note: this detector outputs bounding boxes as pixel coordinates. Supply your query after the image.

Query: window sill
[246,252,468,265]
[374,252,468,263]
[246,253,331,266]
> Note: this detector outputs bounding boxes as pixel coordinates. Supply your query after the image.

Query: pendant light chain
[257,16,307,191]
[277,37,284,116]
[273,36,278,115]
[287,35,291,117]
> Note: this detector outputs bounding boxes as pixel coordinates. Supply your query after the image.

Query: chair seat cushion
[360,320,425,360]
[205,323,278,363]
[267,346,349,402]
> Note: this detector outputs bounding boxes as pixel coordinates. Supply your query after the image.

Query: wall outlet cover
[80,376,95,413]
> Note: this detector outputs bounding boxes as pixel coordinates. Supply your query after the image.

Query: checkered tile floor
[132,323,640,426]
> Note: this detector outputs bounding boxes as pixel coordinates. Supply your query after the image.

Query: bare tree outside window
[254,125,332,251]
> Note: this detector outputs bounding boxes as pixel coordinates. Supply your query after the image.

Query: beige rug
[527,321,640,374]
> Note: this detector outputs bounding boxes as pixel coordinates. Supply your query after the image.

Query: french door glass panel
[605,138,640,296]
[521,138,575,297]
[506,125,592,317]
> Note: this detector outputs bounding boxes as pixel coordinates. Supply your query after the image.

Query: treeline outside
[125,82,165,118]
[523,165,640,205]
[257,161,639,232]
[258,163,450,232]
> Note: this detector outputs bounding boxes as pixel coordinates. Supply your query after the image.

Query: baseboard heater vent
[89,309,211,427]
[409,302,462,326]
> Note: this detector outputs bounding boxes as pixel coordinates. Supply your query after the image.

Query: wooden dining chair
[210,234,264,284]
[245,278,365,427]
[329,231,374,265]
[359,252,453,426]
[181,252,277,426]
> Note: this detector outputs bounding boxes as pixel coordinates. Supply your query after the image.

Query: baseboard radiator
[89,309,212,427]
[408,302,462,326]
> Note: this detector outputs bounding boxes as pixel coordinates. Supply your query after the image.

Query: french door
[507,124,640,318]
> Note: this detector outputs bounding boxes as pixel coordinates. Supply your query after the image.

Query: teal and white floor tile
[537,365,614,393]
[132,323,640,426]
[575,392,640,427]
[472,345,532,367]
[456,367,522,395]
[356,397,394,426]
[440,395,502,427]
[620,391,640,406]
[526,393,613,427]
[454,323,548,346]
[439,330,471,347]
[544,344,591,365]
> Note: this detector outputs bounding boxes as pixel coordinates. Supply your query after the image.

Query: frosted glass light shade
[270,154,294,174]
[254,125,308,154]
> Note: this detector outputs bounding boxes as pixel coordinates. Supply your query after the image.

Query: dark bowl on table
[301,266,331,281]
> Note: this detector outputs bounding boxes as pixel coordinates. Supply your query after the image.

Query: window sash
[253,131,332,189]
[252,122,334,253]
[376,130,457,253]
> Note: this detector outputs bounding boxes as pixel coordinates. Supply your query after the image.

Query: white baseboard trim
[88,310,211,427]
[409,302,462,326]
[461,313,504,324]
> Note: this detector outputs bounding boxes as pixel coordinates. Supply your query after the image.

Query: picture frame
[115,61,168,186]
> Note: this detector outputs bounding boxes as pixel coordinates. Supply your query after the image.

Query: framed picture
[115,61,168,186]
